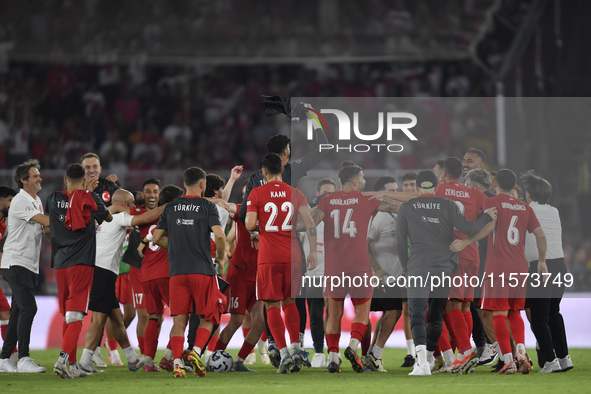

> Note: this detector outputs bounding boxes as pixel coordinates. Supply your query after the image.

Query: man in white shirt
[79,189,164,372]
[0,160,49,373]
[522,171,573,373]
[364,177,405,373]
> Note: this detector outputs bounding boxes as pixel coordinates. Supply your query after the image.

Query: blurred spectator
[163,112,191,146]
[83,83,106,118]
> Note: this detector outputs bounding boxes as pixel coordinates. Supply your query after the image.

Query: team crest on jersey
[102,191,111,202]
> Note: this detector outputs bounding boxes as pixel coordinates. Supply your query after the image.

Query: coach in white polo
[0,160,49,373]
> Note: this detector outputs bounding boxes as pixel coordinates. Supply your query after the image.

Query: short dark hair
[435,159,445,169]
[142,178,161,190]
[467,148,487,164]
[205,174,226,198]
[444,157,463,180]
[401,172,417,182]
[374,176,396,191]
[0,186,17,199]
[183,167,206,187]
[261,153,283,175]
[266,135,291,155]
[489,171,497,178]
[15,159,41,189]
[66,163,86,183]
[317,178,336,192]
[495,168,516,192]
[80,152,100,164]
[465,169,491,188]
[159,185,184,204]
[338,165,363,185]
[341,160,357,168]
[520,170,553,204]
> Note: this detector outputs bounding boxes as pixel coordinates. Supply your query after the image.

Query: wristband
[140,239,149,245]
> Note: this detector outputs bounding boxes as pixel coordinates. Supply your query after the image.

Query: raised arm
[377,200,400,213]
[290,109,329,184]
[130,205,166,227]
[238,175,257,224]
[363,190,418,203]
[222,165,243,202]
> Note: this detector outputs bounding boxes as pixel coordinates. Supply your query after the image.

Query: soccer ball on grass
[206,350,233,372]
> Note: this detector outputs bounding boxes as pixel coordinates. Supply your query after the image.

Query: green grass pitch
[1,348,589,393]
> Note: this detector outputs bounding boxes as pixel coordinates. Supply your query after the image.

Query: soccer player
[462,148,487,177]
[311,164,399,373]
[433,159,445,185]
[521,171,572,372]
[79,189,164,373]
[435,158,488,373]
[396,170,496,376]
[136,183,184,372]
[0,186,17,367]
[300,178,336,368]
[48,163,114,378]
[245,153,317,374]
[152,167,227,378]
[365,176,405,373]
[451,168,547,375]
[0,161,49,374]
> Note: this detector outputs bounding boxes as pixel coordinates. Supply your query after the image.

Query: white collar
[18,188,38,203]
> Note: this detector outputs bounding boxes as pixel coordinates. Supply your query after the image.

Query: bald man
[78,190,166,373]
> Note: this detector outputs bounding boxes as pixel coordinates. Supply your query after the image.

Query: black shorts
[370,284,407,312]
[89,266,120,314]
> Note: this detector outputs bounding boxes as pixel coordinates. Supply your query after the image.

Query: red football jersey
[483,194,541,275]
[436,180,486,262]
[247,181,307,265]
[131,207,170,282]
[317,190,381,276]
[227,205,258,282]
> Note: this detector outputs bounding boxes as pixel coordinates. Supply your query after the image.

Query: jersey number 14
[330,208,357,238]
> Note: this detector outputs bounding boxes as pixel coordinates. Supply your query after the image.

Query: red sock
[442,313,458,351]
[282,303,300,345]
[326,333,340,354]
[166,340,172,350]
[207,335,218,351]
[242,327,255,353]
[463,311,473,338]
[266,307,287,349]
[438,320,452,352]
[448,309,471,354]
[213,339,228,351]
[144,319,160,359]
[138,336,145,355]
[194,328,212,352]
[493,315,512,356]
[261,330,267,342]
[108,338,118,351]
[350,322,367,343]
[238,341,256,360]
[170,336,184,361]
[507,311,525,346]
[361,336,371,356]
[62,321,83,363]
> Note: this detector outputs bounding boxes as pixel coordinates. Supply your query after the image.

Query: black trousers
[407,266,453,352]
[470,303,488,348]
[0,266,38,359]
[527,258,570,365]
[304,284,325,353]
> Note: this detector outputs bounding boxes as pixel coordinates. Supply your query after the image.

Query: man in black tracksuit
[395,171,496,375]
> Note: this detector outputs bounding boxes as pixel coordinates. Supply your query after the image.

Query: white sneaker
[69,362,90,378]
[311,353,326,368]
[258,339,270,364]
[244,352,256,365]
[0,358,17,372]
[427,354,435,372]
[16,357,46,373]
[538,358,561,373]
[9,352,18,365]
[92,350,108,368]
[558,355,573,372]
[478,343,498,365]
[409,362,431,376]
[108,350,123,366]
[203,349,213,365]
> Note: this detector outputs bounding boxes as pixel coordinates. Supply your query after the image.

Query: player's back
[437,180,486,262]
[138,214,170,282]
[228,205,258,281]
[483,194,540,274]
[247,181,304,265]
[317,190,380,276]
